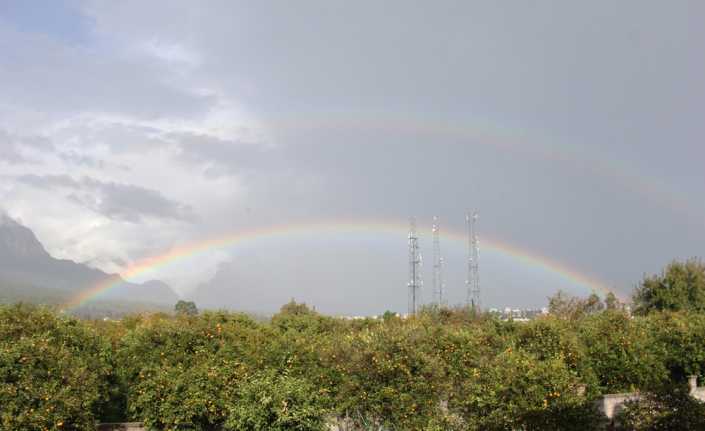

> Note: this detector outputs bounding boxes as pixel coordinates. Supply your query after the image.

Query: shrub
[0,305,113,430]
[128,359,245,430]
[516,316,598,392]
[578,311,667,392]
[615,384,705,430]
[451,347,602,430]
[115,311,263,383]
[644,311,705,381]
[633,259,705,315]
[323,319,446,429]
[225,371,328,431]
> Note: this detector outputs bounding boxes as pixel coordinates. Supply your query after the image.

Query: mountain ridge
[0,211,179,307]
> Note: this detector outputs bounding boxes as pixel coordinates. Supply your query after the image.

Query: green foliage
[0,304,114,430]
[225,371,328,431]
[323,319,447,429]
[9,268,705,430]
[270,300,335,334]
[615,384,705,430]
[452,346,601,430]
[129,359,245,431]
[277,299,316,317]
[516,317,598,392]
[578,311,668,392]
[605,292,620,310]
[633,258,705,315]
[548,290,604,320]
[381,310,398,321]
[644,311,705,381]
[114,311,263,388]
[174,300,198,316]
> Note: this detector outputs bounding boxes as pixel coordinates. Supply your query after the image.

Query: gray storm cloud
[0,1,703,312]
[17,174,195,223]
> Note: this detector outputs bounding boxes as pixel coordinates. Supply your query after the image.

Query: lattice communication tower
[431,216,446,307]
[466,212,480,311]
[408,217,423,315]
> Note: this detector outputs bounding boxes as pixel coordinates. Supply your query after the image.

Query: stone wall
[690,375,705,402]
[96,423,347,431]
[597,375,705,419]
[595,392,642,419]
[96,423,145,431]
[99,377,705,430]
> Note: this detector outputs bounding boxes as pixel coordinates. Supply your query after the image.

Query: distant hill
[0,212,179,310]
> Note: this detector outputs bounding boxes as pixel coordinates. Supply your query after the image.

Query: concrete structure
[98,377,705,429]
[97,424,145,431]
[597,375,705,420]
[690,374,705,400]
[596,392,642,420]
[97,422,357,431]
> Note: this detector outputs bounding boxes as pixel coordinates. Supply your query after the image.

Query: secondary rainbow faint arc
[271,113,700,224]
[63,220,619,310]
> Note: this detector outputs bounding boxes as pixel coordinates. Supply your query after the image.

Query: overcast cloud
[17,174,195,222]
[0,1,703,314]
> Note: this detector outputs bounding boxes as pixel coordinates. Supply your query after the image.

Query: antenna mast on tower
[466,212,480,312]
[408,217,423,315]
[432,216,445,307]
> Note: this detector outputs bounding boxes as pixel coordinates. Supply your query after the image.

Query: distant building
[489,306,547,321]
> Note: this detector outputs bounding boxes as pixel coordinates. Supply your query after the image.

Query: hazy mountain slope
[0,212,179,306]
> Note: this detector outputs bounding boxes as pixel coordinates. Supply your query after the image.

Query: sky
[1,1,703,314]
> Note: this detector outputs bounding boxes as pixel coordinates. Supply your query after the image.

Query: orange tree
[117,309,331,429]
[114,310,265,380]
[225,370,328,431]
[320,316,447,429]
[615,383,705,430]
[453,346,604,430]
[633,259,705,315]
[515,316,599,394]
[434,317,510,404]
[262,312,346,413]
[643,311,705,381]
[115,311,269,426]
[578,310,667,392]
[128,358,246,430]
[0,304,114,430]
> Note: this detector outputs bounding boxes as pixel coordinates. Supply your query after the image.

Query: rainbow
[271,112,701,224]
[63,219,622,310]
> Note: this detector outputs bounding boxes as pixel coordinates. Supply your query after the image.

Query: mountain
[135,280,179,304]
[0,212,179,307]
[0,212,51,260]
